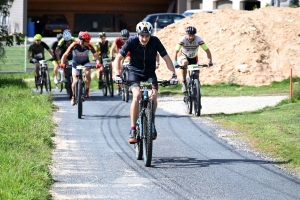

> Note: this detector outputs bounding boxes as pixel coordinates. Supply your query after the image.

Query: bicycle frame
[134,80,172,167]
[177,64,207,116]
[35,59,52,94]
[101,58,114,97]
[121,60,130,102]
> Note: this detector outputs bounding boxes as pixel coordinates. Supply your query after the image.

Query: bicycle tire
[124,71,129,102]
[35,75,39,91]
[186,84,192,114]
[121,84,125,101]
[43,72,48,93]
[193,79,201,116]
[78,79,83,118]
[107,70,114,97]
[135,123,143,160]
[142,108,153,167]
[102,73,108,96]
[46,70,51,92]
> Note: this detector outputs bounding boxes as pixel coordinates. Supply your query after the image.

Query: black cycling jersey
[119,35,167,74]
[28,41,50,60]
[51,41,59,60]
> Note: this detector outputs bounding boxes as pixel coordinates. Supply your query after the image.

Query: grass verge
[209,96,300,175]
[0,74,55,199]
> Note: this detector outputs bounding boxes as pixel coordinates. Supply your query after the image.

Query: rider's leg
[52,60,59,84]
[71,68,78,106]
[84,68,91,98]
[179,58,189,93]
[117,58,124,95]
[35,63,41,84]
[129,86,141,143]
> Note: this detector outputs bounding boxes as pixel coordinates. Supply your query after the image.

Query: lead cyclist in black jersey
[114,21,178,144]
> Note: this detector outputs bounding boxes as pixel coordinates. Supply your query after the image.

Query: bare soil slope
[155,7,300,86]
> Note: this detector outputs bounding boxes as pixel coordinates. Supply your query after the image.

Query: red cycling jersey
[115,37,130,57]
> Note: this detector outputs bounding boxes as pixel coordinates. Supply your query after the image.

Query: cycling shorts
[52,60,59,66]
[128,70,158,90]
[177,55,198,65]
[72,62,91,76]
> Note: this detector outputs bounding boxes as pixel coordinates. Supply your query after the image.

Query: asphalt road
[50,89,300,200]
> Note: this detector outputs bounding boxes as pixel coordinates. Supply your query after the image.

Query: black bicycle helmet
[186,26,197,34]
[98,32,106,37]
[120,29,130,39]
[56,33,63,40]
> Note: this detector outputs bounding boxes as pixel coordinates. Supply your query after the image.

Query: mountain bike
[176,63,208,116]
[121,59,130,102]
[35,58,53,94]
[133,80,174,167]
[99,58,114,97]
[56,61,73,99]
[73,65,96,119]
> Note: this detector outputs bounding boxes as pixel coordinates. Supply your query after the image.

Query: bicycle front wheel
[102,74,107,96]
[124,71,129,102]
[46,70,51,92]
[106,70,114,97]
[135,123,143,160]
[193,79,201,116]
[185,85,192,114]
[77,79,83,119]
[142,108,153,167]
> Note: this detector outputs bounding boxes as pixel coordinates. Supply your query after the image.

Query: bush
[293,83,300,100]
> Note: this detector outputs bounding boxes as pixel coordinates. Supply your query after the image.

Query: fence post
[24,37,27,73]
[290,68,293,100]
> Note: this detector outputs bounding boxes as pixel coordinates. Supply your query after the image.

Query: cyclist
[114,22,178,144]
[60,31,101,106]
[51,33,63,84]
[95,32,112,89]
[28,34,54,85]
[173,26,213,96]
[110,29,131,95]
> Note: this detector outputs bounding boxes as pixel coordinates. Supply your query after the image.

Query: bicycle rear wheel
[135,122,143,160]
[142,109,153,167]
[193,79,201,116]
[77,79,83,119]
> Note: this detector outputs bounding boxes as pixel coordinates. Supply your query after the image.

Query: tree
[0,0,25,60]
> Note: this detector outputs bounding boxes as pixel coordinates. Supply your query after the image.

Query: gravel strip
[157,95,299,178]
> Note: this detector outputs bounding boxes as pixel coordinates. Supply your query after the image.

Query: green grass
[0,74,55,199]
[157,77,300,97]
[1,46,27,72]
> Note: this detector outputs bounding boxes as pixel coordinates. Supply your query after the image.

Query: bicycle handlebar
[75,65,98,69]
[175,64,208,69]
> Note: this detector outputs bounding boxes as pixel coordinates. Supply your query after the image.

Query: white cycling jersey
[176,35,208,58]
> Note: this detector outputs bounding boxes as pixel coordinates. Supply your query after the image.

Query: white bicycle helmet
[136,21,153,34]
[63,30,72,41]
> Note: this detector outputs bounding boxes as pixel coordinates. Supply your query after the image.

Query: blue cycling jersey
[119,35,168,74]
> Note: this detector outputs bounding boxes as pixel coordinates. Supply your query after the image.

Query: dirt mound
[155,7,300,86]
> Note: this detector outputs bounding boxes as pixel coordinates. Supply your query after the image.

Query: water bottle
[143,91,148,100]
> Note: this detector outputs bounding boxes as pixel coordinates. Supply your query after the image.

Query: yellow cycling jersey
[95,39,113,58]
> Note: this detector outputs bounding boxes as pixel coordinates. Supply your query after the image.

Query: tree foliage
[289,0,299,7]
[0,0,25,60]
